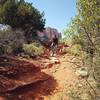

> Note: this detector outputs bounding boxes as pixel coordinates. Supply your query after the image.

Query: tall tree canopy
[0,0,45,42]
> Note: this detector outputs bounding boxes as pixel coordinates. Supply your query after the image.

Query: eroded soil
[0,54,96,100]
[0,56,58,100]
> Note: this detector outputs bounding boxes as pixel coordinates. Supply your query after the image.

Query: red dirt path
[0,56,58,100]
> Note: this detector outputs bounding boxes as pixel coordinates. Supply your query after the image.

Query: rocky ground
[0,54,97,100]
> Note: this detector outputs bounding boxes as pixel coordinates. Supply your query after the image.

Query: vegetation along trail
[0,0,100,100]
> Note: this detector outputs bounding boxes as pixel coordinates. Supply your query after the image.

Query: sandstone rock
[49,57,60,64]
[0,57,49,93]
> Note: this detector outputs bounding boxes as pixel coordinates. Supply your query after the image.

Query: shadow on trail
[6,76,57,100]
[0,56,58,100]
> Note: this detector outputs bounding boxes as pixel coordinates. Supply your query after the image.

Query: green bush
[23,43,44,57]
[0,28,26,55]
[70,44,82,56]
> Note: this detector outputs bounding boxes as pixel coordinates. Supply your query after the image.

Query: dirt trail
[0,54,90,100]
[41,54,84,100]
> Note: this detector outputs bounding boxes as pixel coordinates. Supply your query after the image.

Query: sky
[25,0,77,32]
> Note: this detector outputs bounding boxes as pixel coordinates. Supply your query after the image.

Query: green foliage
[0,28,26,55]
[23,43,44,57]
[76,0,100,83]
[64,0,100,92]
[70,44,82,56]
[67,89,82,100]
[65,0,100,96]
[0,0,45,42]
[0,0,17,25]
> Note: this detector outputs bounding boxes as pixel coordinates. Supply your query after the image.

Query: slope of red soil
[0,56,57,100]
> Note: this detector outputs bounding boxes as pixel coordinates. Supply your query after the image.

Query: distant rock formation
[37,27,61,43]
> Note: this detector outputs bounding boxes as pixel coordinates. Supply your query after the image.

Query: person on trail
[50,35,59,56]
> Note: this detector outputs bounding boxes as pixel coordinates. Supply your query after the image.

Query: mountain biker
[50,35,58,56]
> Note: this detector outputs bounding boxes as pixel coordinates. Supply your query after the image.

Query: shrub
[69,44,82,56]
[0,28,26,55]
[23,42,44,57]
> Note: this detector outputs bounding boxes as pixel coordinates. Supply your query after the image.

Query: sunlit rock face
[45,27,60,39]
[37,27,61,43]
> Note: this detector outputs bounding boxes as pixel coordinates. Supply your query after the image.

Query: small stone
[76,67,89,77]
[78,84,83,88]
[18,95,22,98]
[4,59,8,62]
